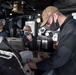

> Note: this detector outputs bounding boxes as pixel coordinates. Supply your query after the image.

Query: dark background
[0,0,76,37]
[0,0,76,18]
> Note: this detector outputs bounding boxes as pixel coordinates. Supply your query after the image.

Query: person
[27,6,76,75]
[22,25,38,51]
[20,25,38,75]
[0,22,8,37]
[20,25,38,62]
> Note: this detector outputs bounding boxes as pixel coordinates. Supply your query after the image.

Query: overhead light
[12,1,24,13]
[36,17,41,23]
[36,13,41,23]
[38,14,41,16]
[10,13,12,16]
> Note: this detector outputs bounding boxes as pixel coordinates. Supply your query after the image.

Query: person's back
[53,15,76,75]
[36,8,76,75]
[26,6,76,75]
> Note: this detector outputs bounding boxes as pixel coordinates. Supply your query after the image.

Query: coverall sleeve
[36,29,75,71]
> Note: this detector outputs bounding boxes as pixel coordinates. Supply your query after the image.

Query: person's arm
[36,28,75,71]
[30,36,38,50]
[26,34,38,50]
[22,35,30,50]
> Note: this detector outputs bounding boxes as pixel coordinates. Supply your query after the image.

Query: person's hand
[38,52,50,60]
[24,47,29,50]
[27,59,37,69]
[27,34,33,41]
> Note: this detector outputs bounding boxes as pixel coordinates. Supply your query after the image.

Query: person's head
[23,25,32,36]
[40,6,67,31]
[0,22,3,31]
[23,25,32,32]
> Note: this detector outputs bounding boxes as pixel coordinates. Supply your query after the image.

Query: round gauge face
[52,33,58,41]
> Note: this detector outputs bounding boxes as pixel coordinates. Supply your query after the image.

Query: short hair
[23,25,32,31]
[0,22,3,29]
[0,22,3,26]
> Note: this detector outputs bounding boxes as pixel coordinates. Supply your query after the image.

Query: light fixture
[38,14,41,16]
[12,1,24,13]
[36,13,41,23]
[10,13,12,16]
[36,17,41,23]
